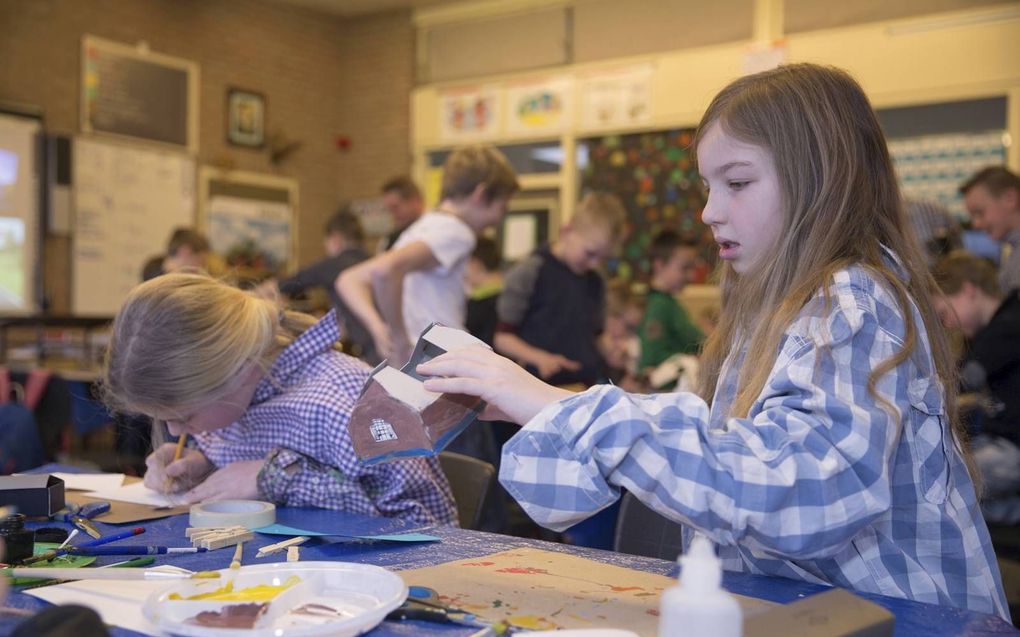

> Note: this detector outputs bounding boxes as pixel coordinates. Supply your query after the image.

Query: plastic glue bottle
[658,534,742,637]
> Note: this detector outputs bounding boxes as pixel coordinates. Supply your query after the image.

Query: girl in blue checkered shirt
[419,64,1008,618]
[102,273,457,525]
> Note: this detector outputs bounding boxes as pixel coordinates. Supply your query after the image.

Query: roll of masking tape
[189,500,276,529]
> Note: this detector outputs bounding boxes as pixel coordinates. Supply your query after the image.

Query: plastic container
[658,534,742,637]
[0,513,35,564]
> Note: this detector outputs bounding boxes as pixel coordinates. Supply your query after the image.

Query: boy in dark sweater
[495,193,626,387]
[934,251,1020,523]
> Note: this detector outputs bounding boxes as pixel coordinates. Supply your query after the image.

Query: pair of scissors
[387,586,511,634]
[55,501,111,539]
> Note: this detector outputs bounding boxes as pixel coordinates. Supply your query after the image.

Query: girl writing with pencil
[102,272,457,526]
[418,64,1008,618]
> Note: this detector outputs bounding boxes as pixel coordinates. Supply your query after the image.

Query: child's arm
[337,241,438,362]
[423,299,909,559]
[494,332,582,380]
[256,448,456,525]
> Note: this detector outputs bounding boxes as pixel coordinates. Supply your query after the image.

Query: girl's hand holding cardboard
[144,442,214,494]
[418,346,573,425]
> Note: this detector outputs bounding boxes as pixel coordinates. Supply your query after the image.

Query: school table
[2,507,1017,636]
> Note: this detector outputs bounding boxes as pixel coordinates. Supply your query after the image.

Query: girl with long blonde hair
[102,272,457,525]
[416,64,1007,618]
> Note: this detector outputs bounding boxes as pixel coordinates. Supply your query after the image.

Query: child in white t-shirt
[338,146,519,364]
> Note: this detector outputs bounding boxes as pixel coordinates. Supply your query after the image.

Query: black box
[0,475,65,517]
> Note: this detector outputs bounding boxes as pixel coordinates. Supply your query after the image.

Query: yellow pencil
[164,434,188,494]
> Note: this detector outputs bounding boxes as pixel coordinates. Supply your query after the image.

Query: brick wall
[0,0,414,312]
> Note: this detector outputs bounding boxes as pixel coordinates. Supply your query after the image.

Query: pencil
[165,434,188,494]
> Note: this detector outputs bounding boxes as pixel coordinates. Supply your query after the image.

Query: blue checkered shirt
[501,259,1008,619]
[194,311,457,526]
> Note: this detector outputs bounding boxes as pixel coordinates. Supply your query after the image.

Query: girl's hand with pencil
[144,442,214,494]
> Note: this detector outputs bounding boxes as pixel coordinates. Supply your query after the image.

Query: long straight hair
[102,273,324,419]
[694,64,966,462]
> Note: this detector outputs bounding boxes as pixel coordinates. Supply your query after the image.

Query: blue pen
[67,546,208,556]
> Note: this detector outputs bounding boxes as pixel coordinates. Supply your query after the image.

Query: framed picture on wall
[226,88,265,147]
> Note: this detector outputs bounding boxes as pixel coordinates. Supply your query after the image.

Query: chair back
[613,491,684,561]
[438,451,496,530]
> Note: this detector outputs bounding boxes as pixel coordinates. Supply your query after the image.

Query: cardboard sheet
[398,548,772,636]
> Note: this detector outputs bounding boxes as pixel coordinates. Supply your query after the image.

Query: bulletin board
[580,128,711,285]
[198,167,298,282]
[81,35,199,152]
[72,137,195,316]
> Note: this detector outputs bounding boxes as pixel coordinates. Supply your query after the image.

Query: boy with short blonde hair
[495,192,626,387]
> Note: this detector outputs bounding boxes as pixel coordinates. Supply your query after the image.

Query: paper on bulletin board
[502,215,537,262]
[398,548,771,635]
[438,85,501,141]
[206,195,293,276]
[578,64,653,130]
[504,76,574,136]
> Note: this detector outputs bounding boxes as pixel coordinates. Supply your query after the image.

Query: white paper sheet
[24,567,190,636]
[83,479,181,508]
[52,472,126,492]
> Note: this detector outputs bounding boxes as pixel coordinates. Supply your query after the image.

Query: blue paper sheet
[254,507,440,543]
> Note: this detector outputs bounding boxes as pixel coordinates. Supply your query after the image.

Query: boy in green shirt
[638,229,705,375]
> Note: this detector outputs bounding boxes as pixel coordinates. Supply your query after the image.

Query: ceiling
[265,0,471,17]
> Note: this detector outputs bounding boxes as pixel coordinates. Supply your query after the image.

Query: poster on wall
[578,64,653,130]
[504,76,573,137]
[438,85,501,141]
[206,196,293,279]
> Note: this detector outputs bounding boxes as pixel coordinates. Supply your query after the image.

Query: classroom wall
[0,0,416,313]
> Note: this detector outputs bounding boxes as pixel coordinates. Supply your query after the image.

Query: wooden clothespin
[255,536,308,558]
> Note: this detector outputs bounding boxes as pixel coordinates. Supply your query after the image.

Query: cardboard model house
[348,323,489,464]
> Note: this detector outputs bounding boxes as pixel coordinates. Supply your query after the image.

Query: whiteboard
[0,113,41,314]
[73,137,195,316]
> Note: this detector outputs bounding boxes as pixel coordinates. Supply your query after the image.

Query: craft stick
[255,536,308,558]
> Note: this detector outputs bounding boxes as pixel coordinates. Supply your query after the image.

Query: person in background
[494,192,627,388]
[599,279,645,391]
[338,146,518,364]
[416,63,1007,619]
[258,207,377,364]
[464,236,504,347]
[103,272,457,526]
[933,251,1020,525]
[379,176,425,252]
[905,199,963,267]
[493,191,626,548]
[638,229,705,381]
[141,227,210,281]
[960,166,1020,293]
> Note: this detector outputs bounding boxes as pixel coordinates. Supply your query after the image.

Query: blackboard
[81,36,197,150]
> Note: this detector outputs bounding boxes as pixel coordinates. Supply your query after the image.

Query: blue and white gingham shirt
[500,256,1009,619]
[194,311,457,526]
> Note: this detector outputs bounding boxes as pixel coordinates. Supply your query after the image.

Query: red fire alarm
[335,135,351,150]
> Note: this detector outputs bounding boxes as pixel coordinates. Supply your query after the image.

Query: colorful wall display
[577,64,653,131]
[438,85,501,140]
[504,76,573,136]
[581,128,712,285]
[888,130,1007,219]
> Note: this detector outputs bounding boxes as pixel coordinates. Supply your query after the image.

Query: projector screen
[0,113,40,313]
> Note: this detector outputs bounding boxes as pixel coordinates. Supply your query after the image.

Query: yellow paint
[170,575,300,601]
[507,615,559,630]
